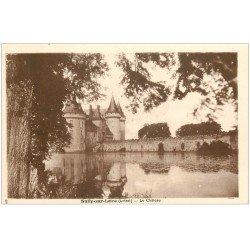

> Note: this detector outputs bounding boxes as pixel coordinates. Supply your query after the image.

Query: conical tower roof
[63,98,86,117]
[116,101,125,118]
[106,95,119,115]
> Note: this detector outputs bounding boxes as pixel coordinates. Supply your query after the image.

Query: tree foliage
[116,52,237,119]
[6,53,108,197]
[116,53,173,113]
[176,121,222,137]
[138,122,171,139]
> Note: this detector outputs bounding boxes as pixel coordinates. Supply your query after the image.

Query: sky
[82,54,237,139]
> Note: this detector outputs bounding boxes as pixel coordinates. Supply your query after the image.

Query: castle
[63,96,237,153]
[63,95,126,152]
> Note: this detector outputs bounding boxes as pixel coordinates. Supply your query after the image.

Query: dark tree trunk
[8,115,31,197]
[7,81,33,198]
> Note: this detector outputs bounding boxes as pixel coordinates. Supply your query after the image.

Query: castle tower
[63,98,86,152]
[90,104,103,142]
[117,101,126,140]
[105,95,121,140]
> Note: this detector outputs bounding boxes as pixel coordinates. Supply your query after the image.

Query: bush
[118,147,126,152]
[198,140,231,155]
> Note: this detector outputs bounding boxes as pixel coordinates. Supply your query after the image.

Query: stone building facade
[63,96,126,152]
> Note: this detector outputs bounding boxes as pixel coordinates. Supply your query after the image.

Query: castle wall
[102,134,236,152]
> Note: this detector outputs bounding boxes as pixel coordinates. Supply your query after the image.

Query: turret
[117,101,126,140]
[105,95,121,140]
[89,104,103,142]
[63,98,86,152]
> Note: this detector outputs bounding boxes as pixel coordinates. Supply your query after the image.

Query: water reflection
[44,152,238,198]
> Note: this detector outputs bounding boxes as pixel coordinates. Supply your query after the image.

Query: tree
[138,122,171,139]
[116,52,237,119]
[176,121,222,137]
[6,53,108,198]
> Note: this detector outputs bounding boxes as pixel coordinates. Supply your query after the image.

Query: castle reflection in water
[45,153,128,198]
[45,152,238,198]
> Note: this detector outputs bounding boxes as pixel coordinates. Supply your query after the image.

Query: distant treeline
[138,121,237,139]
[176,121,222,137]
[138,123,171,139]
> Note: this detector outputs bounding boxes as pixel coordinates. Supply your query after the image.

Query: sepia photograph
[1,1,250,250]
[1,44,248,204]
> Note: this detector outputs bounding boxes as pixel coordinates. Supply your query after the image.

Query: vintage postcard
[1,44,248,204]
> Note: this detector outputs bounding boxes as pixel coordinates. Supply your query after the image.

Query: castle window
[181,143,185,150]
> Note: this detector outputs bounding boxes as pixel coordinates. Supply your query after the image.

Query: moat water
[44,152,238,198]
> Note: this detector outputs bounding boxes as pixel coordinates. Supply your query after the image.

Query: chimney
[89,104,93,117]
